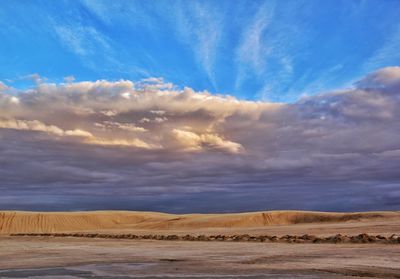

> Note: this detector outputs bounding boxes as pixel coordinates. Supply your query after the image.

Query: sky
[1,0,400,102]
[0,0,400,212]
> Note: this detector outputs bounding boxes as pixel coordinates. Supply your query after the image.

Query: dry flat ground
[1,210,400,278]
[0,237,400,278]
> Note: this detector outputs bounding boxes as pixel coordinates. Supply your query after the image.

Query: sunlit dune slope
[1,210,399,234]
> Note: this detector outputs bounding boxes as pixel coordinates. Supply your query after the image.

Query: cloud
[0,118,152,149]
[233,2,297,99]
[1,67,400,212]
[84,137,158,149]
[172,128,243,153]
[0,119,99,140]
[172,2,225,88]
[53,24,111,57]
[0,81,8,91]
[363,25,400,71]
[0,119,65,136]
[95,121,148,133]
[236,2,275,76]
[0,78,266,153]
[356,66,400,91]
[64,76,76,83]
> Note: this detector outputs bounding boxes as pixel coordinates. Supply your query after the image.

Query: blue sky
[1,0,400,102]
[1,1,400,212]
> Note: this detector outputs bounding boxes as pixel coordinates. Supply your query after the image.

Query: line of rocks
[9,233,400,244]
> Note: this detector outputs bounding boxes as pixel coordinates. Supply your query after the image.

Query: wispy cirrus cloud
[54,25,111,56]
[171,1,226,90]
[78,0,225,88]
[234,1,299,100]
[236,2,275,77]
[363,24,400,72]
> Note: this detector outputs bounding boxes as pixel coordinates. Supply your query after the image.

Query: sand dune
[1,210,399,234]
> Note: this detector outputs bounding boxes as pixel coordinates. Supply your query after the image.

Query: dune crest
[1,210,399,234]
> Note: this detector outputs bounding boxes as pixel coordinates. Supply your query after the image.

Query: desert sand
[1,237,400,278]
[1,210,400,235]
[1,210,400,278]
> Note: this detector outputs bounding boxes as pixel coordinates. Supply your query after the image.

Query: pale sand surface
[1,211,399,278]
[0,237,399,278]
[1,210,400,236]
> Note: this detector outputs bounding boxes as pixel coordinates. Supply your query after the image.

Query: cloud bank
[1,67,400,212]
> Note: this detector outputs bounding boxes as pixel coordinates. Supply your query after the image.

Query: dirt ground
[87,218,400,237]
[0,236,399,278]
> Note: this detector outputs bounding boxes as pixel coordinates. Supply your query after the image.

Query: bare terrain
[1,237,400,278]
[1,210,399,278]
[1,210,400,236]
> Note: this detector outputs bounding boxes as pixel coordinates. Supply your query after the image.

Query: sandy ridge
[1,210,399,234]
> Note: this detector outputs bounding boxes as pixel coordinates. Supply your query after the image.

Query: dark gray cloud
[0,67,400,212]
